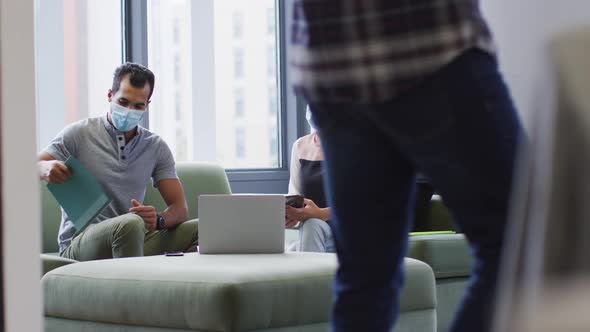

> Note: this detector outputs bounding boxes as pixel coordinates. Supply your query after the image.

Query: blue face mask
[110,103,145,132]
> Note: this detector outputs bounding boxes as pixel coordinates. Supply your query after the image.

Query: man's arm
[128,179,188,231]
[38,152,72,184]
[156,178,189,228]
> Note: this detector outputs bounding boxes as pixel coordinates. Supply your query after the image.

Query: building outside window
[268,85,277,116]
[35,0,122,150]
[233,10,243,39]
[233,48,245,79]
[235,127,245,160]
[266,7,275,36]
[234,87,245,118]
[147,0,281,169]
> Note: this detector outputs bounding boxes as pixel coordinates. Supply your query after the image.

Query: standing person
[290,1,523,332]
[38,62,198,261]
[286,107,335,253]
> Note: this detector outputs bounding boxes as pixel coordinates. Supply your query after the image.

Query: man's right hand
[39,160,72,184]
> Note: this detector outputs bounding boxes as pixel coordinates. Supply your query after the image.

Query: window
[147,0,281,169]
[35,0,123,149]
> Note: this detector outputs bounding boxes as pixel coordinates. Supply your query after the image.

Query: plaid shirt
[290,0,496,103]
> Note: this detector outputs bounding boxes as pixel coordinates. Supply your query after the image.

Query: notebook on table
[46,156,111,232]
[198,194,285,254]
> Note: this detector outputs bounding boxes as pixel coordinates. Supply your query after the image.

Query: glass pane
[147,0,281,169]
[35,0,123,150]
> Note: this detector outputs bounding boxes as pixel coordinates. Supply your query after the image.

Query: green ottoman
[43,253,435,332]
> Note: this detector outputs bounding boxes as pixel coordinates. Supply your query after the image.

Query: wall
[482,0,590,130]
[1,0,43,331]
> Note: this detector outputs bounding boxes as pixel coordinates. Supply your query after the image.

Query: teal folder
[47,156,111,232]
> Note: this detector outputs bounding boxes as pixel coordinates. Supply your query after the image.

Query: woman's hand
[285,198,330,223]
[285,216,299,229]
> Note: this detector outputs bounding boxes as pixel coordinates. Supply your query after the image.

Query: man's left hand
[129,199,157,231]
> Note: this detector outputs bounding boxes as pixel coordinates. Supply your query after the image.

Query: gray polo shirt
[43,115,177,252]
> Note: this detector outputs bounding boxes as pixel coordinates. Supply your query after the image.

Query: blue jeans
[309,50,523,332]
[297,218,336,253]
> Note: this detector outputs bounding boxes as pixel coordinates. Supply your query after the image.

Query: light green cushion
[143,162,231,220]
[43,253,435,332]
[407,234,472,279]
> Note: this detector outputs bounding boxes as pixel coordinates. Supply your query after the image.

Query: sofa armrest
[407,234,472,279]
[400,257,437,311]
[41,253,78,277]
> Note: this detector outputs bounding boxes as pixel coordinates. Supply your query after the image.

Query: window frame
[123,0,302,193]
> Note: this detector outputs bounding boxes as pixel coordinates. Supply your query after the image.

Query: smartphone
[165,251,184,256]
[285,194,304,208]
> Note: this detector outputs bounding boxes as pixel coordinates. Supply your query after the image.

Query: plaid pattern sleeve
[290,0,496,104]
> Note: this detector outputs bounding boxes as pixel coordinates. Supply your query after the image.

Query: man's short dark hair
[112,62,155,99]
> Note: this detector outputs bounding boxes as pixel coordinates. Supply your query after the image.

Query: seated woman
[286,107,335,253]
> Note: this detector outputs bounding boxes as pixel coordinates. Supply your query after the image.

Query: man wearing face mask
[37,62,197,261]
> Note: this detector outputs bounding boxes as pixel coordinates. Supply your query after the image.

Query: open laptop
[198,194,285,254]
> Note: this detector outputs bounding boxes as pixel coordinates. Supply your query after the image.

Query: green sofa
[41,162,439,332]
[40,162,232,275]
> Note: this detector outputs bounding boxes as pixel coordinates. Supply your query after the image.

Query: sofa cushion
[143,162,231,220]
[43,253,435,332]
[407,233,472,278]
